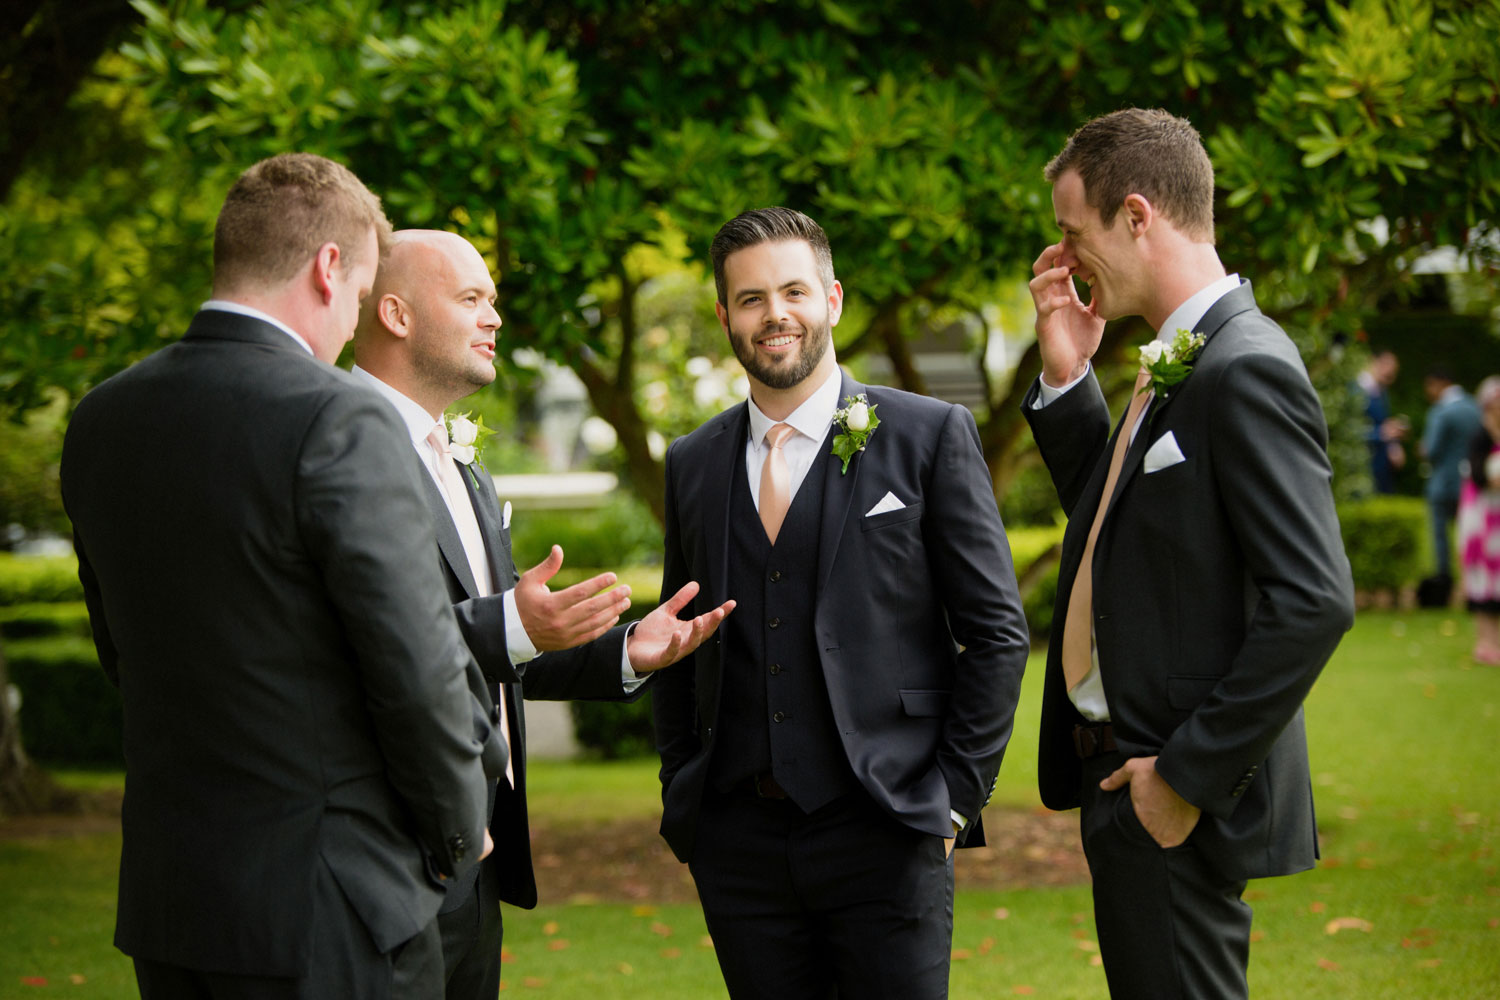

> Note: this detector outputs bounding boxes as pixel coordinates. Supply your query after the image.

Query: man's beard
[728,317,832,391]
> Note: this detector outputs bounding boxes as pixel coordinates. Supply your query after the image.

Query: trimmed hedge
[5,634,123,766]
[0,601,92,640]
[0,553,82,605]
[1335,495,1428,593]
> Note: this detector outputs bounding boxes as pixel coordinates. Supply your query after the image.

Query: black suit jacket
[653,373,1030,862]
[60,311,490,976]
[1024,281,1355,881]
[418,454,647,910]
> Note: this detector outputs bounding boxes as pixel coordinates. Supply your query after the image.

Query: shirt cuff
[503,588,539,665]
[620,621,648,694]
[1032,362,1093,409]
[950,809,967,832]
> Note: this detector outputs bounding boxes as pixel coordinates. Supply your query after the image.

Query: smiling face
[1050,169,1148,323]
[406,236,501,408]
[717,239,842,399]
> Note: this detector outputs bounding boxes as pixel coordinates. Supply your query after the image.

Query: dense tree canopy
[3,0,1498,519]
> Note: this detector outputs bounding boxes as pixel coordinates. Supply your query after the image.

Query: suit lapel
[465,461,517,587]
[699,407,746,611]
[1108,280,1258,505]
[816,374,865,597]
[415,456,480,599]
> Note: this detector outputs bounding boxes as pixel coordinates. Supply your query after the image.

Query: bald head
[355,229,501,417]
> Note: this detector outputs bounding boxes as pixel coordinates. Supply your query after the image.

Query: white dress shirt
[200,299,314,356]
[1033,274,1241,720]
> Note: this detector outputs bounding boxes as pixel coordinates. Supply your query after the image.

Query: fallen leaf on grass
[617,963,634,975]
[660,948,681,959]
[1423,683,1437,699]
[1090,955,1103,966]
[1356,858,1377,869]
[993,907,1011,920]
[522,976,546,988]
[1071,928,1088,940]
[1309,901,1327,913]
[501,948,516,963]
[1324,917,1373,935]
[1488,918,1499,929]
[979,937,996,955]
[541,921,559,936]
[631,905,657,917]
[1316,958,1341,971]
[1012,987,1034,995]
[650,922,673,937]
[1320,857,1343,869]
[1338,806,1359,820]
[952,949,973,961]
[1417,959,1442,968]
[20,979,47,987]
[1070,912,1087,925]
[699,935,715,949]
[1249,931,1265,943]
[547,939,569,951]
[70,976,86,985]
[1076,940,1098,953]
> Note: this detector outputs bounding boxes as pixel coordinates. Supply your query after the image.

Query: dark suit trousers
[133,860,444,1000]
[1080,752,1251,1000]
[437,852,504,1000]
[689,788,953,1000]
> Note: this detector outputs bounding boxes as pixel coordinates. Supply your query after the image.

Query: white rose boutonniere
[444,411,494,468]
[1139,328,1206,399]
[831,393,879,474]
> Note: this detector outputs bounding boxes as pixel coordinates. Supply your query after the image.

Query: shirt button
[768,617,781,629]
[770,569,782,582]
[773,711,786,723]
[769,664,781,675]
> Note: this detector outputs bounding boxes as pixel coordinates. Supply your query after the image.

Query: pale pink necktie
[1060,369,1153,691]
[759,423,796,544]
[426,425,513,786]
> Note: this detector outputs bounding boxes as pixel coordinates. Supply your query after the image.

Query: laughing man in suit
[61,155,492,999]
[351,229,733,1000]
[652,207,1029,999]
[1024,108,1355,999]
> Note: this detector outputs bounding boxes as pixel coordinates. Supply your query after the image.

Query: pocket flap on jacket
[1167,675,1220,711]
[899,688,951,717]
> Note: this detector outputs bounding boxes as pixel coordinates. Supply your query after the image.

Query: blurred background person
[1357,347,1408,494]
[1419,365,1482,599]
[1459,376,1500,665]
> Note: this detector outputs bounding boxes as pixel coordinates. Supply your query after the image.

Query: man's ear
[312,242,341,304]
[826,279,844,328]
[378,293,412,339]
[1122,193,1154,237]
[715,300,730,335]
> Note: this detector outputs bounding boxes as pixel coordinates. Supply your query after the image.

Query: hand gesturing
[514,545,631,651]
[626,582,735,673]
[1029,242,1105,388]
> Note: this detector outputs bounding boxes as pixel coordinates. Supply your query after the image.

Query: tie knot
[426,425,452,458]
[765,422,795,450]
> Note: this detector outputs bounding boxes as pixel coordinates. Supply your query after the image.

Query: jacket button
[773,711,786,723]
[448,835,467,863]
[768,617,781,629]
[769,663,781,675]
[770,569,782,582]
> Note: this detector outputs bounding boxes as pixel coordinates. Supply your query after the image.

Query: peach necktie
[425,425,513,786]
[759,422,796,544]
[1060,369,1153,691]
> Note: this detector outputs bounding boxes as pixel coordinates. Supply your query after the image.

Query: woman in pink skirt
[1459,376,1500,664]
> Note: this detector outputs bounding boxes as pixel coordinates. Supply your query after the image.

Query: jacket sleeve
[926,406,1031,830]
[295,389,489,879]
[1155,347,1355,818]
[1022,372,1113,517]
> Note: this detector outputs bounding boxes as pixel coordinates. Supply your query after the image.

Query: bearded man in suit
[651,207,1029,999]
[61,154,494,999]
[1024,108,1355,999]
[351,229,733,1000]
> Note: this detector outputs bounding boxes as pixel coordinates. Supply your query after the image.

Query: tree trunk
[0,644,70,819]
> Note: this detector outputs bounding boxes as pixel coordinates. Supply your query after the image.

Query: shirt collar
[200,299,315,356]
[1154,273,1241,343]
[349,365,445,449]
[747,364,844,447]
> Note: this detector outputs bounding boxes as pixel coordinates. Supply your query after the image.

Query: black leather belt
[1073,722,1117,760]
[734,772,790,800]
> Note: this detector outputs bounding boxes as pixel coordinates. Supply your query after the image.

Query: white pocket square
[502,500,512,530]
[1143,431,1186,474]
[865,491,906,516]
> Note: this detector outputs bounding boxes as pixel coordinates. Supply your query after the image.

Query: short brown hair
[710,207,835,305]
[1044,108,1216,242]
[213,153,392,292]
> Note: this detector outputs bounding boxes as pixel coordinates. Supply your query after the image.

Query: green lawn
[3,611,1497,997]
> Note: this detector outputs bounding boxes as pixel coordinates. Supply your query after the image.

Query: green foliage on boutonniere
[1138,328,1206,398]
[831,393,879,474]
[444,411,496,467]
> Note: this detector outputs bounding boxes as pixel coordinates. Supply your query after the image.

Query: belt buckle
[1073,724,1104,759]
